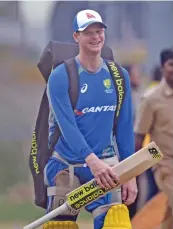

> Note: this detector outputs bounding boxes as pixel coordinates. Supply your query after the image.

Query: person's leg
[43,158,80,229]
[86,192,132,229]
[153,166,173,229]
[159,203,173,229]
[75,166,132,229]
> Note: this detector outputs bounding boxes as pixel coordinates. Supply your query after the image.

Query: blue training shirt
[47,58,135,164]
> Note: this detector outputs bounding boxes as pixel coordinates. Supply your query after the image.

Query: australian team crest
[103,79,113,93]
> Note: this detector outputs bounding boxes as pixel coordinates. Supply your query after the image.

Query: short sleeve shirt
[134,79,173,169]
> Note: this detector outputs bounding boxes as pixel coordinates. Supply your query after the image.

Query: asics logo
[81,84,88,93]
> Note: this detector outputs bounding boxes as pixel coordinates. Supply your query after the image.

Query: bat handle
[23,203,69,229]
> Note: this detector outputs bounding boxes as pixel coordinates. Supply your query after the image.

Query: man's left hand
[122,178,138,205]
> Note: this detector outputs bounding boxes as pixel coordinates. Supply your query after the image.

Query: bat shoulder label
[148,147,162,159]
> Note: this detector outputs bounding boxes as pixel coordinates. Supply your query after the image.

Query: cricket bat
[23,141,163,229]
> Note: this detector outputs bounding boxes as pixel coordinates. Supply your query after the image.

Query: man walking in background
[134,48,173,229]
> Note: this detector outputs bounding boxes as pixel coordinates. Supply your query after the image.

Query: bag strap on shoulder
[64,58,79,110]
[49,58,79,152]
[105,61,126,135]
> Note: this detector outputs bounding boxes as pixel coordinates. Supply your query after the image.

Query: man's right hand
[85,153,119,189]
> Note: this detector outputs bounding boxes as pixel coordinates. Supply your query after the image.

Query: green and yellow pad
[102,204,132,229]
[42,221,79,229]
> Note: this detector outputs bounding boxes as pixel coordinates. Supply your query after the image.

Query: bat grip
[23,203,69,229]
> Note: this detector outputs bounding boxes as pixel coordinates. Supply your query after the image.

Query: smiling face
[73,23,105,55]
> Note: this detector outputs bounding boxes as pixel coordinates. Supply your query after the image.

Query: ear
[73,32,80,43]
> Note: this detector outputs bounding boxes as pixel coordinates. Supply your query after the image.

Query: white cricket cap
[73,9,107,32]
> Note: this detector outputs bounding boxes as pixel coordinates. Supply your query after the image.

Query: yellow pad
[102,204,132,229]
[43,221,79,229]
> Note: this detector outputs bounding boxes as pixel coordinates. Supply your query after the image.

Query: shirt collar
[161,79,173,97]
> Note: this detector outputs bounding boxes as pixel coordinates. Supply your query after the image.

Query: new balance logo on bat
[148,147,162,159]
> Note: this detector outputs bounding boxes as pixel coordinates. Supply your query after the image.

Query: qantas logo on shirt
[74,105,116,115]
